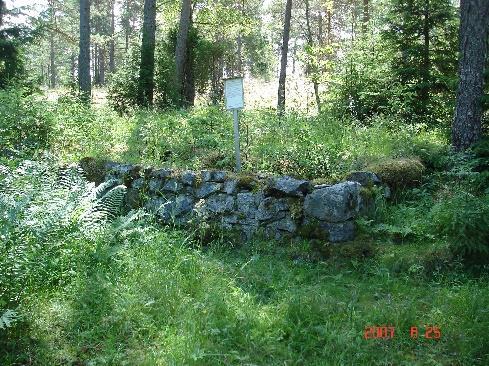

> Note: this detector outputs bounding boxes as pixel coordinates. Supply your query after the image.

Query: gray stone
[196,182,222,198]
[174,195,195,216]
[266,176,312,197]
[256,197,288,221]
[162,179,183,193]
[222,215,238,224]
[151,168,173,179]
[304,181,362,222]
[268,215,297,233]
[148,178,163,193]
[132,178,145,190]
[223,179,238,194]
[319,221,355,242]
[346,171,381,186]
[203,194,235,214]
[147,195,194,222]
[181,171,196,186]
[237,192,258,219]
[202,170,227,182]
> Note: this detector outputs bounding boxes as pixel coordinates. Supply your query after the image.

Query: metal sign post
[224,77,244,172]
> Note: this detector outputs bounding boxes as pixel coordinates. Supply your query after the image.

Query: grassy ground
[3,222,489,365]
[1,89,489,365]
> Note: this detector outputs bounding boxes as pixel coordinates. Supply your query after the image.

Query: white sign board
[224,77,244,110]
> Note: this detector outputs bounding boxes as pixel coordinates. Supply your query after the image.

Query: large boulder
[266,176,312,197]
[304,181,362,222]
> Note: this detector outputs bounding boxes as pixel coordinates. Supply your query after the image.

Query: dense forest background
[1,0,486,126]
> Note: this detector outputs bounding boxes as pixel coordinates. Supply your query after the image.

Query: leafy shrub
[368,158,425,191]
[429,192,489,264]
[0,158,127,320]
[0,88,53,153]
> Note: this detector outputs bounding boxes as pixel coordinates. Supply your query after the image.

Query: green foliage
[0,88,53,154]
[382,0,458,122]
[368,158,426,191]
[429,192,489,264]
[0,158,126,313]
[107,45,140,113]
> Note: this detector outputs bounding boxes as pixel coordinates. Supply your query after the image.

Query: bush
[368,158,425,191]
[429,192,489,264]
[0,88,53,153]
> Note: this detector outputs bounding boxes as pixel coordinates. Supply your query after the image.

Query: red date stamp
[364,325,441,340]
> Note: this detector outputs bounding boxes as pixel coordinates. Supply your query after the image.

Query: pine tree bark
[109,0,115,73]
[175,0,192,106]
[362,0,369,34]
[49,0,56,88]
[277,0,292,115]
[305,0,321,114]
[419,0,430,116]
[78,0,91,101]
[138,0,157,106]
[452,0,489,151]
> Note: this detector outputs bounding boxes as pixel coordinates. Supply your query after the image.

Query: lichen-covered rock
[202,170,227,182]
[146,195,194,222]
[148,178,163,193]
[181,171,196,186]
[237,192,258,219]
[196,182,222,198]
[151,168,173,179]
[346,171,381,187]
[256,197,288,222]
[319,221,355,242]
[223,179,238,194]
[304,181,362,222]
[268,215,297,233]
[162,179,183,193]
[266,176,312,197]
[201,194,235,214]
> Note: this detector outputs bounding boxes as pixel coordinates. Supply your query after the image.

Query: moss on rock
[368,158,425,191]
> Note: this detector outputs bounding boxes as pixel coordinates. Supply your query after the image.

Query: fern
[0,309,16,329]
[0,158,127,310]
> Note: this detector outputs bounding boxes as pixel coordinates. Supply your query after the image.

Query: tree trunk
[419,0,430,116]
[175,0,192,106]
[99,46,106,85]
[305,0,321,114]
[183,12,195,106]
[50,32,56,88]
[362,0,369,34]
[277,0,292,115]
[109,0,115,73]
[94,44,99,85]
[49,0,56,88]
[138,0,157,106]
[71,54,76,84]
[79,0,91,101]
[452,0,489,151]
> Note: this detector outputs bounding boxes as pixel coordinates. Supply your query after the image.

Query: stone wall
[81,158,382,243]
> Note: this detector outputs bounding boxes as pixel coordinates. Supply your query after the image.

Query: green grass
[41,93,449,181]
[2,89,489,365]
[2,225,489,365]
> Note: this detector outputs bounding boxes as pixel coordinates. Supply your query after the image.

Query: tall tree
[79,0,91,100]
[277,0,292,115]
[109,0,115,73]
[175,0,192,106]
[49,0,56,88]
[138,0,157,106]
[452,0,489,150]
[305,0,321,113]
